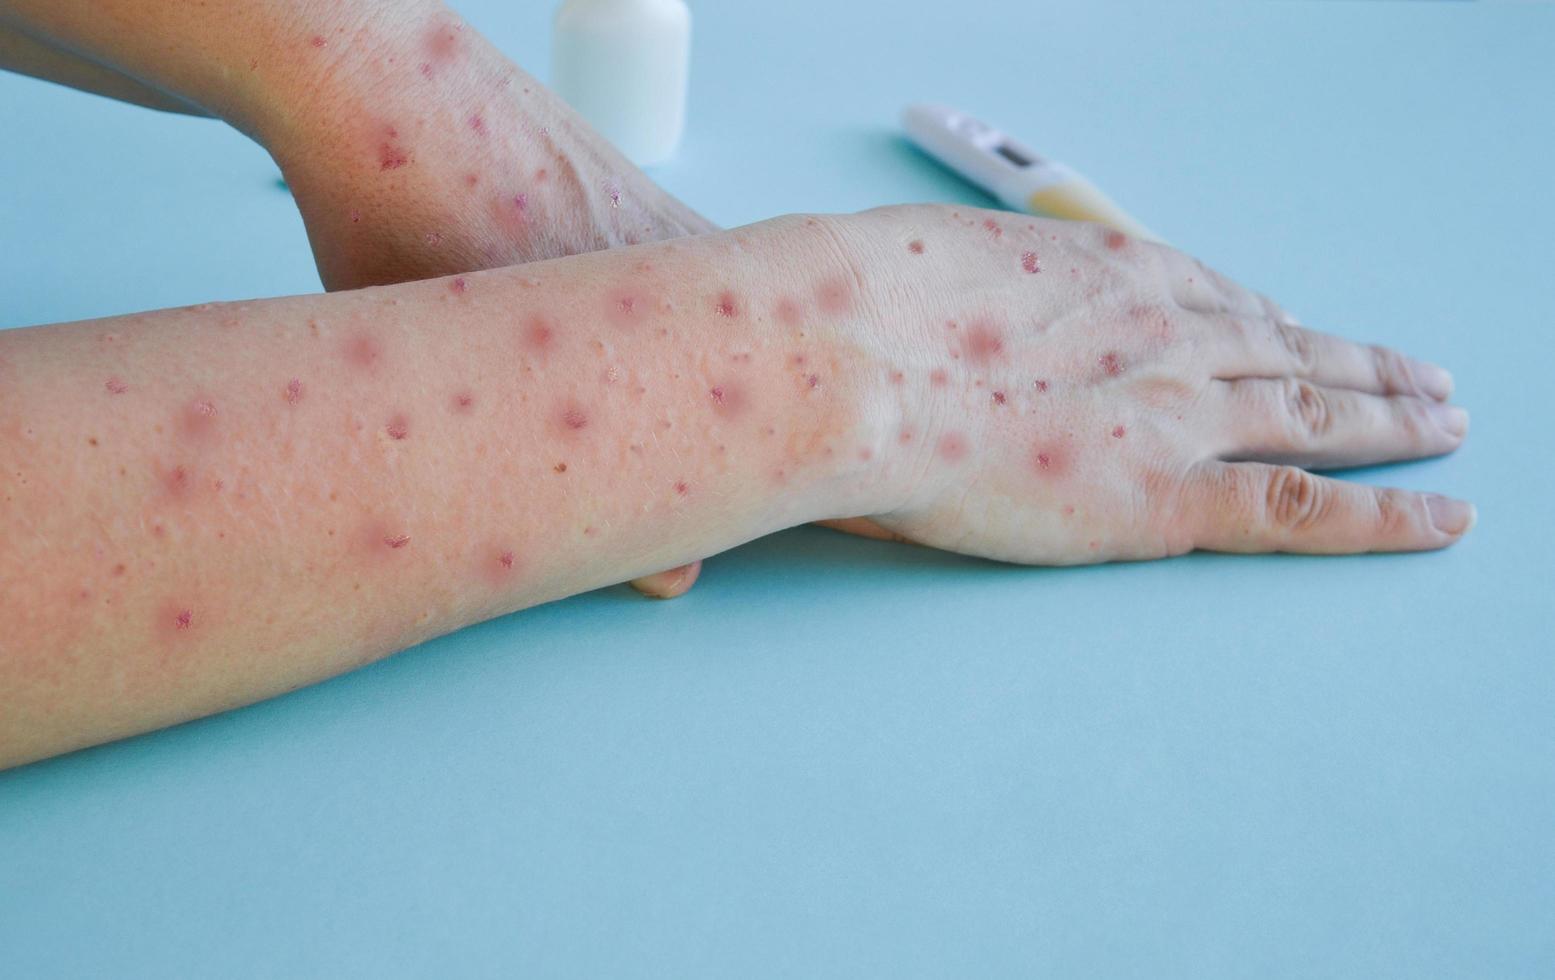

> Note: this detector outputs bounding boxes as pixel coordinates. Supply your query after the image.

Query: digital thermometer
[902,103,1158,241]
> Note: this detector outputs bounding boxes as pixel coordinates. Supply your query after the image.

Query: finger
[629,561,702,599]
[1206,378,1468,469]
[1161,251,1265,317]
[1186,461,1476,553]
[1207,315,1455,401]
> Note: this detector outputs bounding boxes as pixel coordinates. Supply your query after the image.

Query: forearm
[0,23,209,116]
[0,0,713,288]
[0,215,888,769]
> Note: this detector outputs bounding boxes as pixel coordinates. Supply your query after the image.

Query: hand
[831,205,1472,562]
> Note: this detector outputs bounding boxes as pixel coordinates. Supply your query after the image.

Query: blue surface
[2,1,1553,976]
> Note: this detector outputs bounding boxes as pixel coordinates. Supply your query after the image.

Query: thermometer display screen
[995,143,1035,168]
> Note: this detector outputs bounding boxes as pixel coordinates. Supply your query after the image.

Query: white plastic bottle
[552,0,691,167]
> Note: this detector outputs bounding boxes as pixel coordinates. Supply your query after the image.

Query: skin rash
[0,203,1472,767]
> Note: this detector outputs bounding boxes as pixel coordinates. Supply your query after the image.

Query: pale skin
[0,4,1473,769]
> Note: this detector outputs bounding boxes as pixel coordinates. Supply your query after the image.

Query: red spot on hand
[284,378,303,405]
[674,481,690,496]
[469,115,485,135]
[386,414,410,440]
[908,239,925,255]
[929,369,949,387]
[775,296,803,326]
[1030,438,1075,479]
[815,278,853,316]
[992,390,1007,405]
[1021,251,1041,274]
[513,193,528,212]
[806,373,820,389]
[554,462,568,473]
[937,433,969,462]
[714,291,739,318]
[1099,351,1126,377]
[450,276,468,294]
[1105,230,1128,251]
[384,534,411,549]
[310,35,326,48]
[175,609,193,629]
[983,218,1003,238]
[499,550,515,569]
[1034,379,1049,392]
[453,391,475,413]
[1112,425,1127,438]
[105,377,128,395]
[964,320,1006,364]
[562,407,589,431]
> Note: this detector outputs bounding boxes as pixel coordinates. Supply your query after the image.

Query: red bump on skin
[386,414,410,440]
[908,240,925,255]
[606,287,645,328]
[424,21,463,61]
[714,291,739,318]
[378,135,409,171]
[284,378,304,405]
[452,391,475,413]
[464,173,480,188]
[1112,425,1127,438]
[159,462,193,500]
[1021,251,1041,274]
[1030,439,1075,479]
[775,296,803,327]
[105,377,128,395]
[523,316,555,354]
[930,369,949,387]
[499,550,515,569]
[674,481,690,496]
[179,397,219,440]
[963,320,1006,364]
[1034,379,1049,392]
[708,382,748,417]
[450,276,469,294]
[513,192,529,212]
[937,432,969,462]
[385,534,412,549]
[806,374,821,390]
[310,35,326,48]
[815,278,853,316]
[1105,230,1128,251]
[559,405,589,431]
[992,390,1006,405]
[1099,351,1126,377]
[344,332,383,370]
[983,218,1003,238]
[554,462,568,473]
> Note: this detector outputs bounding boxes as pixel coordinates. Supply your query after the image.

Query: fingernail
[1411,359,1454,400]
[1426,495,1476,536]
[1430,403,1470,438]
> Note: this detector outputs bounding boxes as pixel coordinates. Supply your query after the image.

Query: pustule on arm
[0,214,890,767]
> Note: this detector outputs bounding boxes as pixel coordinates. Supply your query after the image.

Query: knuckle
[1284,379,1332,438]
[1265,466,1330,531]
[1374,488,1412,538]
[1371,345,1413,395]
[1277,323,1316,374]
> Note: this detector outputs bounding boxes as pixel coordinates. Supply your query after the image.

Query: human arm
[0,0,713,289]
[0,206,1471,768]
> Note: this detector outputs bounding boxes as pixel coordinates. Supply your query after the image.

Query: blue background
[2,1,1552,976]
